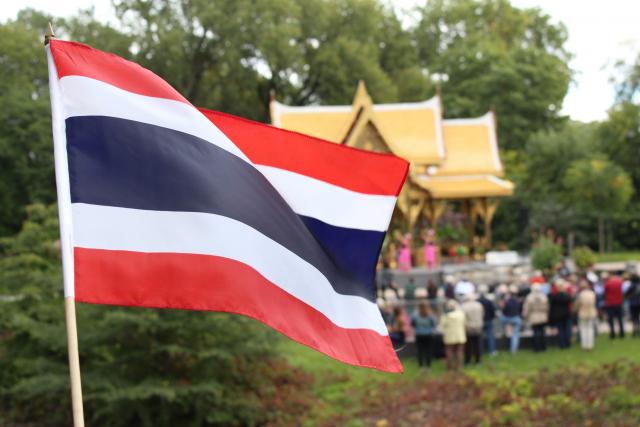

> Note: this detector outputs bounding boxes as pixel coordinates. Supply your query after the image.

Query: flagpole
[45,23,86,427]
[65,297,85,427]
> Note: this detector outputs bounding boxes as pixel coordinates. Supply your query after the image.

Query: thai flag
[47,40,407,372]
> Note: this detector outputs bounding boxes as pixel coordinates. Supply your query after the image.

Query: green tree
[113,0,432,120]
[563,156,633,254]
[413,0,572,150]
[598,102,640,192]
[0,204,311,427]
[594,52,640,250]
[492,122,597,249]
[0,9,133,238]
[0,11,56,236]
[613,52,640,103]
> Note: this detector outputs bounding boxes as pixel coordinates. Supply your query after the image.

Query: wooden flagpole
[45,23,86,427]
[65,297,85,427]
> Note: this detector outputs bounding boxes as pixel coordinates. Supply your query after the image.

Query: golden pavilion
[270,81,514,251]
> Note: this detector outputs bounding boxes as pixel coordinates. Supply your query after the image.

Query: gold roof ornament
[270,81,445,164]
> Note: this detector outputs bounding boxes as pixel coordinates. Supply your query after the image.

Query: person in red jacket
[604,272,625,339]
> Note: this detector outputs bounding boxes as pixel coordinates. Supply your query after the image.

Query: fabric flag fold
[47,39,408,373]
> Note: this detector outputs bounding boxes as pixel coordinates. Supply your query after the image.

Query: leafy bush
[530,237,563,272]
[572,246,596,270]
[348,361,640,426]
[0,204,312,426]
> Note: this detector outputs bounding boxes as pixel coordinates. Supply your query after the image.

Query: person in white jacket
[461,293,484,364]
[440,300,466,372]
[575,279,598,351]
[523,284,549,352]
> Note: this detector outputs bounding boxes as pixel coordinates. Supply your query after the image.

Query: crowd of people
[379,269,640,372]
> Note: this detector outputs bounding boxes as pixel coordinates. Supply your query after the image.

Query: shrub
[530,237,563,272]
[572,246,596,270]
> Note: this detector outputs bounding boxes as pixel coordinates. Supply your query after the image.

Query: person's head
[381,301,393,314]
[579,279,590,290]
[478,284,489,295]
[496,283,508,295]
[402,233,412,246]
[393,306,403,317]
[531,283,542,293]
[509,284,519,296]
[446,299,457,312]
[445,275,455,284]
[555,279,567,292]
[418,301,430,316]
[632,274,640,285]
[463,293,476,302]
[601,271,610,280]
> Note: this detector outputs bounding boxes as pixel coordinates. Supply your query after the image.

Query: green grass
[594,251,640,263]
[280,335,640,425]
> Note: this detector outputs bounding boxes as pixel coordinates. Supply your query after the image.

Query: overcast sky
[4,0,639,122]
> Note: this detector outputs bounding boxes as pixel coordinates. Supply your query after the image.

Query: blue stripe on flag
[300,216,383,296]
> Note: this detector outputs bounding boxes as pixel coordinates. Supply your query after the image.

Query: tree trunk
[568,231,575,257]
[598,216,605,255]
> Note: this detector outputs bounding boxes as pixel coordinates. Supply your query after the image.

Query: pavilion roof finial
[353,80,372,107]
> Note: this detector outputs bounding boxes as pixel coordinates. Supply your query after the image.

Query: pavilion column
[396,186,411,231]
[398,184,429,233]
[463,199,478,250]
[423,198,447,229]
[472,198,499,248]
[408,196,427,232]
[483,200,499,248]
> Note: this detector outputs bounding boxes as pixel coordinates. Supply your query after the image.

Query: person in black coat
[477,284,497,355]
[625,274,640,337]
[549,280,572,349]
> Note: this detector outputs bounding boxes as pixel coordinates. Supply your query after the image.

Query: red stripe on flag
[201,109,409,196]
[49,40,188,104]
[74,247,403,373]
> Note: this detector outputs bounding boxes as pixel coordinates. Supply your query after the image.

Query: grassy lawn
[280,335,640,425]
[594,251,640,263]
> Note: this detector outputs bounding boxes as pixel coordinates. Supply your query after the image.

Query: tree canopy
[414,0,572,149]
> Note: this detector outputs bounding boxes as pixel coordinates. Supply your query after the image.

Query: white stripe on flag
[256,165,397,232]
[71,203,388,335]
